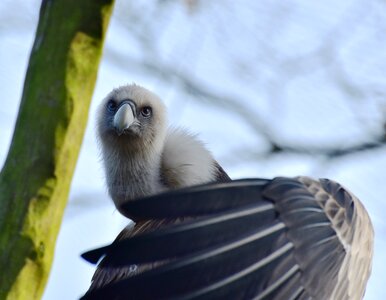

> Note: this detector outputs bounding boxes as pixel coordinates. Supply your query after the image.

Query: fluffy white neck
[102,142,164,209]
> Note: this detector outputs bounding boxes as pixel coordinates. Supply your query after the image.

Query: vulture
[96,83,230,212]
[82,84,374,300]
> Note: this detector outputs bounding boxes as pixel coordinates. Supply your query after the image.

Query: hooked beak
[113,102,135,135]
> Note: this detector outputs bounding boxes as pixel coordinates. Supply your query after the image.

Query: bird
[89,83,231,290]
[96,83,230,213]
[83,84,374,299]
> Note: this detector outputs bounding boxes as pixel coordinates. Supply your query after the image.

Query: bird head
[97,84,167,154]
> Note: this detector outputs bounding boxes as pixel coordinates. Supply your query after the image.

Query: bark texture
[0,0,114,298]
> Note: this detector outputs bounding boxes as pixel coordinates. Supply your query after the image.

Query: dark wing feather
[86,168,236,291]
[213,161,232,182]
[82,177,373,300]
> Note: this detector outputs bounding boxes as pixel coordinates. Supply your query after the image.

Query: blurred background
[1,0,385,299]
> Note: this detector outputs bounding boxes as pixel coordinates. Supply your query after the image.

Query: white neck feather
[101,141,165,208]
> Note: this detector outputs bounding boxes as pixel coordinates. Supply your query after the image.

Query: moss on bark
[0,0,115,298]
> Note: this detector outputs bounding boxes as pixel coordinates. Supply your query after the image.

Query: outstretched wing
[81,177,373,300]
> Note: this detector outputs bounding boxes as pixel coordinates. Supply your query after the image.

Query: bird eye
[106,100,117,112]
[141,106,152,117]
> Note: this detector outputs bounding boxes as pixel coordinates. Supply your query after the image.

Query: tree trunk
[0,0,114,298]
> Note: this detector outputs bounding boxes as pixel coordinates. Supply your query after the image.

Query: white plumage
[96,83,230,211]
[162,128,218,188]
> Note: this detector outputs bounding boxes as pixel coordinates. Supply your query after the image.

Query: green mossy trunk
[0,0,114,299]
